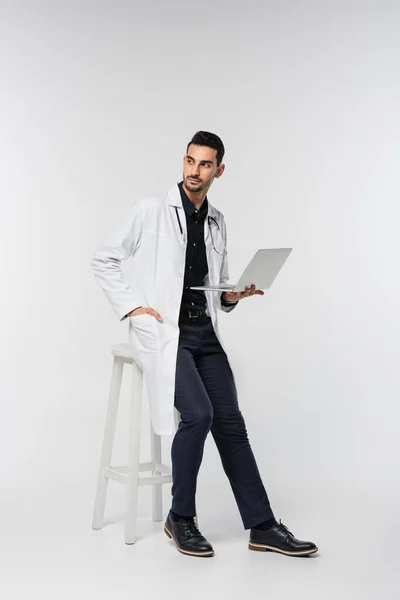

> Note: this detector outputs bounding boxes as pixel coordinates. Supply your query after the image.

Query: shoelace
[181,517,200,536]
[277,519,294,537]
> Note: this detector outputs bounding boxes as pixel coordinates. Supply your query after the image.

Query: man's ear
[216,163,225,178]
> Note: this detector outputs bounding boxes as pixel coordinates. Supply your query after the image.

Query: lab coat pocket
[128,313,158,354]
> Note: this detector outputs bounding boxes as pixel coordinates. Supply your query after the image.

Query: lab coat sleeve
[90,199,144,321]
[216,217,238,313]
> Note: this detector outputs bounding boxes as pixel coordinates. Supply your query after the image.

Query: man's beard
[185,176,202,190]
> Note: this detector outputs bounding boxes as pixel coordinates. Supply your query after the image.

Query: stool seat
[109,342,134,361]
[92,342,180,544]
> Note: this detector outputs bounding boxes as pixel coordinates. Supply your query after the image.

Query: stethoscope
[174,208,227,256]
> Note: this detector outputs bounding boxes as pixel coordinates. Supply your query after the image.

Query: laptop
[190,248,293,292]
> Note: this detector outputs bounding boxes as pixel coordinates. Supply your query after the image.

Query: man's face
[182,144,224,193]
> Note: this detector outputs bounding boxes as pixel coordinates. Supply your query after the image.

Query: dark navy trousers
[170,315,275,530]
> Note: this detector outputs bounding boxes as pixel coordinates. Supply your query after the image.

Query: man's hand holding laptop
[223,284,264,303]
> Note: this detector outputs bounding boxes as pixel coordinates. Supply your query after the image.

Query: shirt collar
[178,180,208,218]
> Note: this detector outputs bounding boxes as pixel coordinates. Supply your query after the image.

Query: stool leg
[150,422,163,522]
[125,361,143,544]
[92,356,124,530]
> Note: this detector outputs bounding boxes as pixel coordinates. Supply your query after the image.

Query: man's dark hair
[186,131,225,166]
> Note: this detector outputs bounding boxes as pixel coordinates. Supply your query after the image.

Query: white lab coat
[90,182,237,435]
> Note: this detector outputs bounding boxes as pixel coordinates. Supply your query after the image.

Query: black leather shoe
[164,511,215,557]
[249,519,318,556]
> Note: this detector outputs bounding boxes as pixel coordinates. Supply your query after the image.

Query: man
[91,130,318,558]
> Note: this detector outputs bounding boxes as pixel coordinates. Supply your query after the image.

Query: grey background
[0,1,399,598]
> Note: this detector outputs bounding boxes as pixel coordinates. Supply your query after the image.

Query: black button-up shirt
[178,180,209,315]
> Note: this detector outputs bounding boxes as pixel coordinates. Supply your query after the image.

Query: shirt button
[189,266,192,269]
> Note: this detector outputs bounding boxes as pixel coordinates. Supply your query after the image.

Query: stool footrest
[104,463,172,486]
[110,462,172,475]
[138,474,172,486]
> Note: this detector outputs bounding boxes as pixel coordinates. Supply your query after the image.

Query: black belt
[179,308,209,320]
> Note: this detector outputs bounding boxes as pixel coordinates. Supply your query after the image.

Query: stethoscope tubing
[174,208,226,255]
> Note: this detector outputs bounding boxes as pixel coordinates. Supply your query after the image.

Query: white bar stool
[92,342,181,544]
